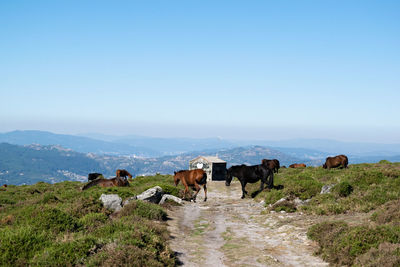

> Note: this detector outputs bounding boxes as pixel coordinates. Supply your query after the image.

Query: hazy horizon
[1,1,399,143]
[1,128,400,145]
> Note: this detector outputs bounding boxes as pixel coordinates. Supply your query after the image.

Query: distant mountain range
[2,130,400,158]
[1,130,399,185]
[0,143,308,185]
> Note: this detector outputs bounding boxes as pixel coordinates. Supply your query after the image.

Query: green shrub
[154,183,180,197]
[0,175,177,266]
[119,200,167,221]
[30,237,97,266]
[66,196,106,218]
[354,242,400,267]
[271,201,296,213]
[41,192,61,204]
[308,221,400,266]
[0,226,49,266]
[264,189,284,205]
[333,181,353,197]
[78,212,108,230]
[371,199,400,226]
[379,160,391,164]
[32,208,81,233]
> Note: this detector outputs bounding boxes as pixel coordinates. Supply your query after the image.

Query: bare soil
[167,181,331,267]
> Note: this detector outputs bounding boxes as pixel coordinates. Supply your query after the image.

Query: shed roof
[190,156,226,163]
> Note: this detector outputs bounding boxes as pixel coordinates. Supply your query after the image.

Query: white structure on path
[189,156,227,181]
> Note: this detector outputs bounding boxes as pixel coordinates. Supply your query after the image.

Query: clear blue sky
[1,1,399,142]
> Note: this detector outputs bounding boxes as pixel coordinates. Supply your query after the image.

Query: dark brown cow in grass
[116,169,133,179]
[289,163,306,168]
[82,176,129,190]
[261,159,280,173]
[323,155,348,169]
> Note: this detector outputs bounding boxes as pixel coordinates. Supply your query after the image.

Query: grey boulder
[136,186,164,203]
[159,194,182,205]
[99,194,122,211]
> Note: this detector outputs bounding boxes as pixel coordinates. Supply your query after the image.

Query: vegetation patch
[270,200,296,213]
[253,163,400,265]
[332,181,353,197]
[118,200,167,221]
[308,221,400,266]
[0,174,178,266]
[371,199,400,226]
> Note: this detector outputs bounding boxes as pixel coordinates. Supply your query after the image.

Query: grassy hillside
[246,162,400,266]
[0,174,182,266]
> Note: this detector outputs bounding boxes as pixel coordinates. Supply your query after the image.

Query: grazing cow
[116,169,133,179]
[2,184,7,188]
[88,173,103,181]
[323,155,348,169]
[289,163,306,168]
[261,159,280,173]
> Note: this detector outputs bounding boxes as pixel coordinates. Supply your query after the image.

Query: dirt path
[167,181,329,267]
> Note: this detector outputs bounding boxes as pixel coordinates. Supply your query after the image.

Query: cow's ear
[174,171,176,175]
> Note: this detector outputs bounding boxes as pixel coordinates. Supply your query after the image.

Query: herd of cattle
[81,154,349,200]
[258,154,349,172]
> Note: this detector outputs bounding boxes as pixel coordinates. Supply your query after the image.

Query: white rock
[136,186,164,203]
[99,194,122,211]
[273,197,287,206]
[159,194,182,205]
[294,197,311,206]
[321,184,335,194]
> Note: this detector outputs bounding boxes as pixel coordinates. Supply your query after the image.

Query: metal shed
[189,156,227,181]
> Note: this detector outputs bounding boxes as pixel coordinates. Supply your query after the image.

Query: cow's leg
[268,171,274,189]
[182,180,190,200]
[240,180,247,199]
[203,184,207,202]
[192,183,201,202]
[259,178,265,192]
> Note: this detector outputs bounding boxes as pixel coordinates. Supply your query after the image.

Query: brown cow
[2,184,7,188]
[261,159,280,173]
[81,176,129,190]
[289,163,306,168]
[323,155,348,169]
[116,169,133,179]
[174,169,207,202]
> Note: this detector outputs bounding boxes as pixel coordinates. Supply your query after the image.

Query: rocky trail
[167,181,329,267]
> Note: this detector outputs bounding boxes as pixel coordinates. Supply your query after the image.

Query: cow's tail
[82,179,103,191]
[198,172,207,185]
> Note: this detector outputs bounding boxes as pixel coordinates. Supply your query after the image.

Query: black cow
[225,164,273,199]
[88,173,103,181]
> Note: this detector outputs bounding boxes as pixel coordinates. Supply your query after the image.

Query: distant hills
[2,130,400,158]
[0,130,160,157]
[0,143,307,185]
[0,130,236,157]
[0,143,104,185]
[1,130,399,185]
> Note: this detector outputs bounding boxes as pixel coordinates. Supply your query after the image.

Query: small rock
[159,194,182,205]
[136,186,164,203]
[273,197,287,206]
[321,184,335,194]
[294,197,311,207]
[99,194,122,211]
